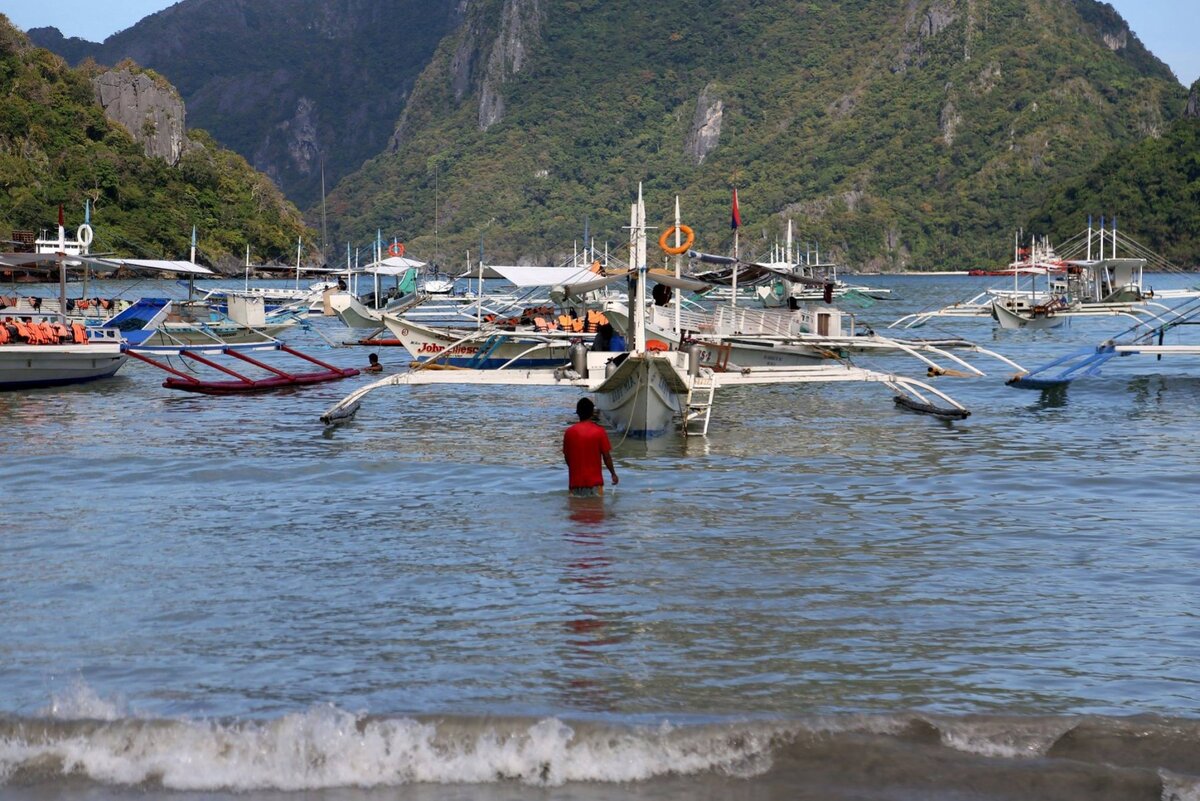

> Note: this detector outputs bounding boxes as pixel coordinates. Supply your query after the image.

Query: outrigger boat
[0,209,129,389]
[1007,293,1200,390]
[321,186,972,437]
[123,338,359,395]
[598,199,1022,379]
[373,204,1020,382]
[378,261,624,368]
[891,219,1200,330]
[687,221,889,306]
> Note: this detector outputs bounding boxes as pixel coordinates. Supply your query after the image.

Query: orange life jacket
[72,322,88,344]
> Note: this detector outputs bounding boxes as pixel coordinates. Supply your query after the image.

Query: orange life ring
[388,242,406,258]
[658,224,694,255]
[645,339,670,352]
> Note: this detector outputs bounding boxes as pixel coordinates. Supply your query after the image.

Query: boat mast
[320,160,329,267]
[373,230,381,310]
[786,219,793,266]
[57,205,67,326]
[631,183,647,354]
[81,200,91,304]
[731,189,740,308]
[188,225,198,300]
[1013,230,1019,297]
[477,246,484,329]
[674,195,682,335]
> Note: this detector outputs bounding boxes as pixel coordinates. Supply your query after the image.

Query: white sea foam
[1161,769,1200,801]
[0,705,784,790]
[930,716,1077,759]
[42,678,127,722]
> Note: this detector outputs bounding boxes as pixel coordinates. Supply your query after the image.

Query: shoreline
[847,270,971,276]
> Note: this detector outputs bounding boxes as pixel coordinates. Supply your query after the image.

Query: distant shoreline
[848,271,971,277]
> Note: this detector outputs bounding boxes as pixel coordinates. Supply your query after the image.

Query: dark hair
[368,353,379,362]
[575,397,594,420]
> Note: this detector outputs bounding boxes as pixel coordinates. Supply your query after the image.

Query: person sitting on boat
[563,397,618,498]
[591,322,613,352]
[365,353,383,373]
[652,282,673,307]
[609,328,626,352]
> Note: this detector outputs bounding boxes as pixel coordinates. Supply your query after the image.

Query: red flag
[58,204,64,228]
[731,188,741,230]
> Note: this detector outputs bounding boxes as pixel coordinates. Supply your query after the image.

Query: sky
[2,0,1198,86]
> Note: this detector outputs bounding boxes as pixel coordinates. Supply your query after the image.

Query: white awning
[490,265,600,287]
[97,258,215,275]
[561,270,631,296]
[0,252,109,270]
[352,261,424,280]
[647,269,711,292]
[357,256,427,274]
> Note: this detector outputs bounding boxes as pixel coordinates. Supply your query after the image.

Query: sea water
[3,274,1200,800]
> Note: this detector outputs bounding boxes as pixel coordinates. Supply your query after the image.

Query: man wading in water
[563,398,618,497]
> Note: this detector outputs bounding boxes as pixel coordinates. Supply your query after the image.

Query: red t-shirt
[563,420,611,488]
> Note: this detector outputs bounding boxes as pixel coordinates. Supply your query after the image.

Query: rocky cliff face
[1188,81,1199,119]
[327,0,1186,270]
[478,0,543,130]
[684,84,724,165]
[31,0,460,208]
[93,68,188,165]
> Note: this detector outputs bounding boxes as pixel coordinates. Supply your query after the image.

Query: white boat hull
[329,292,383,329]
[592,353,689,439]
[382,316,573,368]
[0,340,127,390]
[991,300,1065,330]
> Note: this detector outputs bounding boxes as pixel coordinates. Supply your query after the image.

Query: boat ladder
[682,373,716,437]
[464,334,507,368]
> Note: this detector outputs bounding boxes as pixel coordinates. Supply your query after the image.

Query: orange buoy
[658,224,694,255]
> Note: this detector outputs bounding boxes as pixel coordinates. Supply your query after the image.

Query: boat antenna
[439,161,444,268]
[731,187,741,308]
[57,205,67,325]
[674,195,682,335]
[320,158,329,267]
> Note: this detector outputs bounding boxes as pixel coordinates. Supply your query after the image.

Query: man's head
[368,353,379,364]
[576,397,595,421]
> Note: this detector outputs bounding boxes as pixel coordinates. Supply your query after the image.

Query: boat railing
[655,305,796,338]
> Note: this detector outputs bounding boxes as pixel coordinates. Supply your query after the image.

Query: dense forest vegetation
[325,0,1190,270]
[0,16,310,266]
[22,0,1199,269]
[1031,85,1200,265]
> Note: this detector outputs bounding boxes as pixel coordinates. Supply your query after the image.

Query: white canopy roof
[98,258,215,275]
[0,252,109,270]
[489,264,600,287]
[355,256,426,275]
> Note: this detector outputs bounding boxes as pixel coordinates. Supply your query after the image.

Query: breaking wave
[3,687,1200,799]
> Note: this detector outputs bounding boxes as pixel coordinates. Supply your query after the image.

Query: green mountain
[1030,81,1200,267]
[29,0,461,209]
[0,16,309,266]
[325,0,1188,270]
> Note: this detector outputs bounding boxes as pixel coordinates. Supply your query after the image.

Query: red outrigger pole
[123,344,360,395]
